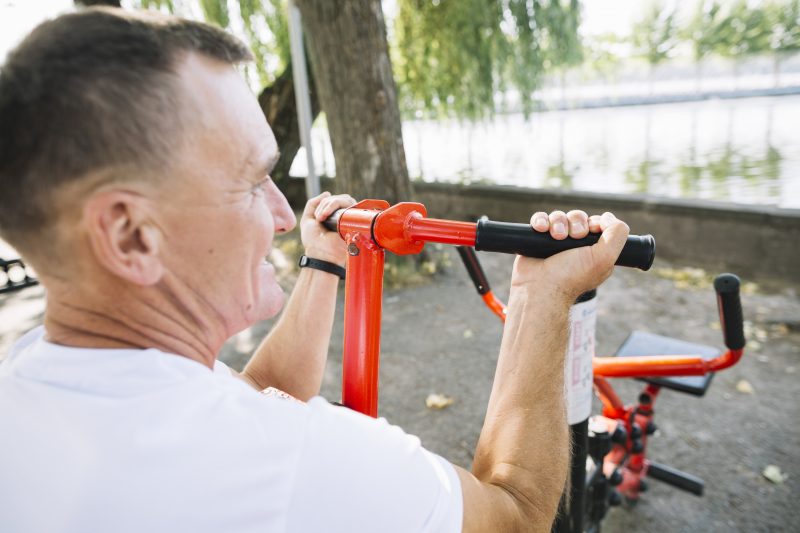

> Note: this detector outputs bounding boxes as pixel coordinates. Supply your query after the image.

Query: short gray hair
[0,7,253,258]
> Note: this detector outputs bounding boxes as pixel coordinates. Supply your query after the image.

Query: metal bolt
[347,243,360,256]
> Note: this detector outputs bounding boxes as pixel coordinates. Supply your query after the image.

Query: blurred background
[1,5,797,530]
[2,0,798,209]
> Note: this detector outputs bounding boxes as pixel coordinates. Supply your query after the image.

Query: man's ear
[82,190,164,286]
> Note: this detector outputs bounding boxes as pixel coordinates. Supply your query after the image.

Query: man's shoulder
[2,325,44,365]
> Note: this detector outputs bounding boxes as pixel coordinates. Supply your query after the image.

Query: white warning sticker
[565,296,596,425]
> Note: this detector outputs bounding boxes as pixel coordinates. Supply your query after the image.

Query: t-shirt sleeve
[285,397,463,533]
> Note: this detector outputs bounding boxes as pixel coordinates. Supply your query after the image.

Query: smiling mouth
[262,248,292,271]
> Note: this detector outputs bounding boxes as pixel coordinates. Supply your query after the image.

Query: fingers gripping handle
[322,209,343,232]
[474,220,656,271]
[714,274,746,350]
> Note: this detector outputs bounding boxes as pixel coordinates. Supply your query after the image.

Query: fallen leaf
[742,282,760,295]
[772,323,791,336]
[426,393,455,409]
[421,261,437,275]
[763,465,787,484]
[736,379,754,394]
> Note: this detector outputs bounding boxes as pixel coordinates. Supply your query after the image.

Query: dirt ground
[1,242,798,532]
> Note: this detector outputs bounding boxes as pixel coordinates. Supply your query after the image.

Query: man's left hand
[300,191,356,266]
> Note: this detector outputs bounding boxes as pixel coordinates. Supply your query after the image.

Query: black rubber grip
[474,219,655,271]
[456,246,491,295]
[647,462,704,496]
[322,208,344,232]
[714,273,745,350]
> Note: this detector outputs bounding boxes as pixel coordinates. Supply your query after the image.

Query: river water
[300,95,800,209]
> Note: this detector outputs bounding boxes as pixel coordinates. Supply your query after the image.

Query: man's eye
[252,177,270,194]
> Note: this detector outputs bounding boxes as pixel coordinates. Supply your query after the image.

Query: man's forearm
[471,283,571,527]
[242,267,340,400]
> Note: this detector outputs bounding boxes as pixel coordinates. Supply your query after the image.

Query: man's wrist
[298,255,346,280]
[302,247,345,267]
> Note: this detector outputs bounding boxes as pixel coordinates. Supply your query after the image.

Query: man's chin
[255,262,286,320]
[257,286,287,321]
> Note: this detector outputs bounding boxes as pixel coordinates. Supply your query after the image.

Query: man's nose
[269,184,296,234]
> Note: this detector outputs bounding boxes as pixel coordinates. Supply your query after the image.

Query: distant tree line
[627,1,799,87]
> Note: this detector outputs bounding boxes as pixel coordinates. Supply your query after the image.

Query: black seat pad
[614,331,720,397]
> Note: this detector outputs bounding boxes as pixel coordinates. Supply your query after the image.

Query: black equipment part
[714,274,746,350]
[474,219,655,271]
[456,247,491,295]
[647,461,705,496]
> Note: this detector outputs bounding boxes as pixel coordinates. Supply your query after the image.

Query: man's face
[152,53,296,337]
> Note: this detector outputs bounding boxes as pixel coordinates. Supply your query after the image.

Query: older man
[0,7,628,533]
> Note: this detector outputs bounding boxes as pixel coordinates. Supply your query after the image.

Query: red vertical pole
[341,232,385,417]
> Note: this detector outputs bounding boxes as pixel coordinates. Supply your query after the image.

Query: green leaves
[685,0,798,60]
[126,0,799,118]
[632,1,678,66]
[767,0,800,53]
[132,0,290,87]
[199,0,229,28]
[394,0,582,119]
[137,0,175,11]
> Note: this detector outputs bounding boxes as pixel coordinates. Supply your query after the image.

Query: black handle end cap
[714,273,741,294]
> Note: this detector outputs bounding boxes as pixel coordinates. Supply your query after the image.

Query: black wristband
[298,255,346,280]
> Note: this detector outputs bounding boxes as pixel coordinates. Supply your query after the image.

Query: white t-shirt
[0,327,462,533]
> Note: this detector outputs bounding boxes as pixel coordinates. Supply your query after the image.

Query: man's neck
[42,277,225,369]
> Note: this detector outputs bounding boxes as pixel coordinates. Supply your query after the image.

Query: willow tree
[632,1,678,95]
[393,0,583,119]
[768,0,800,86]
[710,0,773,87]
[685,1,727,91]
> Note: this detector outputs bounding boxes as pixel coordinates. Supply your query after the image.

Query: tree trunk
[294,0,412,203]
[258,62,321,193]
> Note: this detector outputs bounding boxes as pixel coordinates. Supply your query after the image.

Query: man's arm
[457,210,630,532]
[238,192,355,400]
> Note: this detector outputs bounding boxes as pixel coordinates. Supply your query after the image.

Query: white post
[287,0,320,199]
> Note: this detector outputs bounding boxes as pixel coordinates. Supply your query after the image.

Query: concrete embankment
[282,179,800,285]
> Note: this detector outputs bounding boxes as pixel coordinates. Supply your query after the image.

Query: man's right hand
[513,209,630,302]
[459,208,630,533]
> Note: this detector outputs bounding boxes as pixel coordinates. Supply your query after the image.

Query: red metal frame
[335,201,479,416]
[333,200,742,440]
[333,199,745,511]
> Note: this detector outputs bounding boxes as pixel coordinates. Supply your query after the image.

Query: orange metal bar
[594,376,625,418]
[705,348,744,372]
[406,217,477,246]
[593,355,706,377]
[338,201,389,417]
[593,349,743,378]
[481,291,507,322]
[341,232,384,417]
